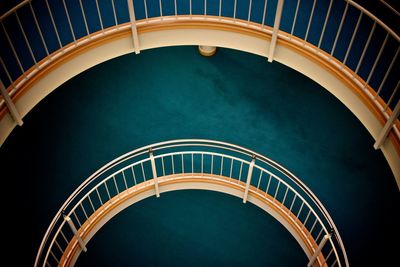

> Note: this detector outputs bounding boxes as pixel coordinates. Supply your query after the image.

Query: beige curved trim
[59,174,327,267]
[0,17,398,186]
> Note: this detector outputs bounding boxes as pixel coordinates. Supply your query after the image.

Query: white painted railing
[0,0,398,150]
[34,139,348,267]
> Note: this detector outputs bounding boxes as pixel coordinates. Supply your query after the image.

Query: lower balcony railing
[34,139,349,267]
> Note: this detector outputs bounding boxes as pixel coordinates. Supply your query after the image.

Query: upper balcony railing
[33,139,349,267]
[0,0,399,149]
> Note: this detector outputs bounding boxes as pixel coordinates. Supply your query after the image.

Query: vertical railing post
[62,0,76,44]
[149,148,160,197]
[63,213,87,252]
[0,80,23,126]
[307,233,331,267]
[268,0,284,62]
[127,0,140,54]
[374,99,400,149]
[243,155,256,203]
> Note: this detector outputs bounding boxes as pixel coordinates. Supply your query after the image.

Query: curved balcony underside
[0,17,398,185]
[61,174,327,267]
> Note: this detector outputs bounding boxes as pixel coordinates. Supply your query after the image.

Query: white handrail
[0,0,397,157]
[0,0,30,21]
[345,0,399,42]
[35,139,348,267]
[379,0,400,17]
[0,0,398,143]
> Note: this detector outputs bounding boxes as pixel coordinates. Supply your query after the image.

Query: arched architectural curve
[62,175,323,266]
[1,20,398,184]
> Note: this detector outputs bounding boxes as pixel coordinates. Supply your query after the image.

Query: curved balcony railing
[34,139,349,267]
[0,0,399,150]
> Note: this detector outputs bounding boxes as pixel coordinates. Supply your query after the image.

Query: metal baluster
[88,195,96,212]
[229,158,233,179]
[320,247,334,266]
[181,154,185,174]
[330,2,349,56]
[291,0,301,36]
[131,166,137,185]
[174,0,177,16]
[96,187,103,205]
[1,22,25,74]
[304,0,316,42]
[79,203,88,220]
[201,153,204,175]
[315,227,324,243]
[72,211,82,227]
[29,2,49,56]
[384,80,400,111]
[104,181,112,200]
[296,202,304,218]
[205,0,207,16]
[256,171,262,190]
[141,162,146,181]
[238,161,243,182]
[233,0,237,20]
[247,0,252,23]
[317,0,333,48]
[303,209,311,227]
[113,175,120,194]
[219,0,222,18]
[211,155,214,174]
[220,156,224,176]
[45,0,62,48]
[111,0,118,25]
[273,180,281,200]
[342,11,363,67]
[15,12,37,66]
[79,0,89,35]
[309,218,318,235]
[172,155,175,174]
[161,156,166,176]
[355,22,376,74]
[60,229,69,244]
[0,57,14,86]
[281,187,289,206]
[159,0,163,17]
[62,0,76,43]
[376,47,399,97]
[265,174,272,195]
[144,0,148,20]
[364,33,389,89]
[289,194,297,213]
[122,171,128,190]
[54,240,64,254]
[261,0,268,27]
[49,250,59,264]
[95,0,104,31]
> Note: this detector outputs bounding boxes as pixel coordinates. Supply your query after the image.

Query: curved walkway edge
[1,19,398,187]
